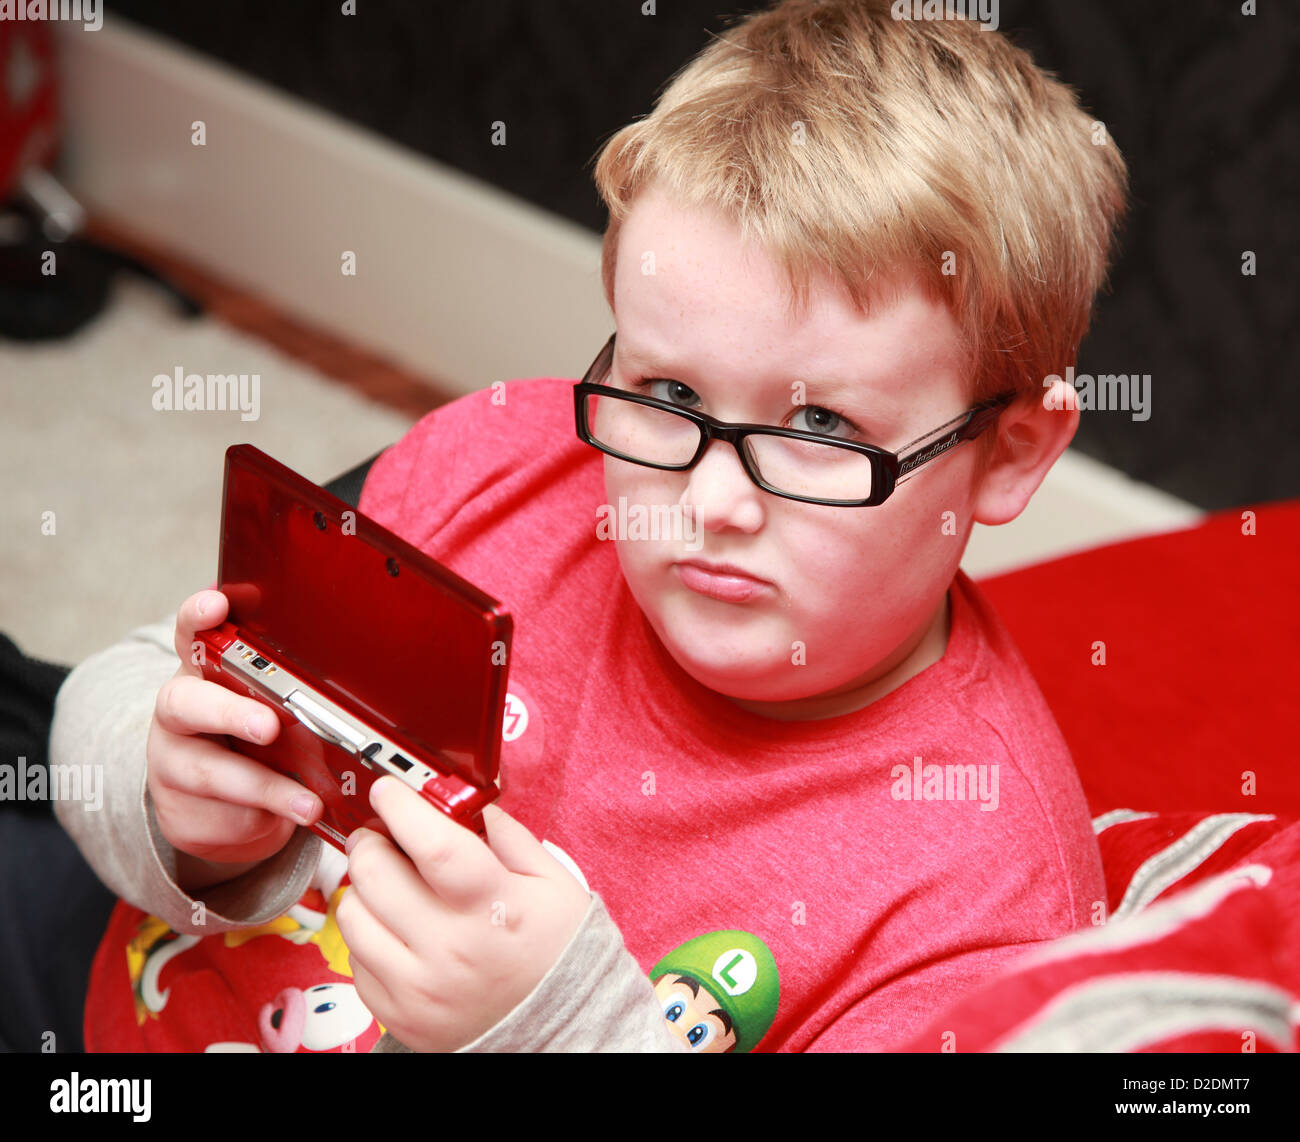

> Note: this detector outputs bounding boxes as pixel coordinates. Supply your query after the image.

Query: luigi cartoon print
[650,930,779,1053]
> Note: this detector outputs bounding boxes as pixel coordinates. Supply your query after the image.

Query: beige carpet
[1,275,417,667]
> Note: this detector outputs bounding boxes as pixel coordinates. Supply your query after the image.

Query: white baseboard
[51,14,1204,566]
[53,14,612,394]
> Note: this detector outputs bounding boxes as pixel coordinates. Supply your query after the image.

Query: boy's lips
[673,558,771,603]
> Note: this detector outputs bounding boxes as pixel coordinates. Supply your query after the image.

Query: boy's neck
[724,589,953,723]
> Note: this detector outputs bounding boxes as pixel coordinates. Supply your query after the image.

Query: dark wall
[103,0,1299,511]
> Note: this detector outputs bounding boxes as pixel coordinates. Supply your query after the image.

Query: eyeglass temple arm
[894,394,1015,482]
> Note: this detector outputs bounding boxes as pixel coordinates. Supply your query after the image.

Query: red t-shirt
[85,376,1103,1052]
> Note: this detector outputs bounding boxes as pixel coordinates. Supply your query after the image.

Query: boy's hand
[338,777,590,1052]
[146,589,323,884]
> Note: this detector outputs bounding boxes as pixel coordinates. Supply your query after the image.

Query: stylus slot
[284,690,368,752]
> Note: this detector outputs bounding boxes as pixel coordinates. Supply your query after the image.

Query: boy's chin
[652,619,825,703]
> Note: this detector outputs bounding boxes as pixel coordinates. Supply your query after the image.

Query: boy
[50,0,1126,1052]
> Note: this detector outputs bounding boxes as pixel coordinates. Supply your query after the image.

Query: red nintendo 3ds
[195,444,512,849]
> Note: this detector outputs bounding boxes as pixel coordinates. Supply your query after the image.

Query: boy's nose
[680,439,764,533]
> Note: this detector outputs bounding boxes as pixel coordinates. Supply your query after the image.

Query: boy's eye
[636,377,700,409]
[663,998,686,1022]
[628,376,861,441]
[792,405,850,437]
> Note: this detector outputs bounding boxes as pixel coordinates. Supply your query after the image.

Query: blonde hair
[590,0,1129,406]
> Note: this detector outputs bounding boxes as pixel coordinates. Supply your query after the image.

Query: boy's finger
[479,803,566,880]
[159,794,295,856]
[344,817,394,850]
[344,825,450,951]
[368,776,500,910]
[343,926,407,1036]
[174,589,227,674]
[160,731,321,826]
[155,674,281,745]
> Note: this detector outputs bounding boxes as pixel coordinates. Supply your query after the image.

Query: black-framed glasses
[573,333,1015,507]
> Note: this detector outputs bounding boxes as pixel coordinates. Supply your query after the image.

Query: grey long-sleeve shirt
[48,613,685,1053]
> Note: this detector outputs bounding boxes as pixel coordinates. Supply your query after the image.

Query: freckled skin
[607,185,964,720]
[605,182,1079,721]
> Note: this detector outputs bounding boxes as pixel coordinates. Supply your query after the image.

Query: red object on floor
[0,19,59,201]
[977,499,1300,816]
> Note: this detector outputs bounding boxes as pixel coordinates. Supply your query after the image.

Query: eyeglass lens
[582,390,875,503]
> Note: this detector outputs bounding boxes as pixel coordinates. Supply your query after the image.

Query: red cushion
[900,507,1300,1052]
[897,814,1300,1052]
[977,500,1300,816]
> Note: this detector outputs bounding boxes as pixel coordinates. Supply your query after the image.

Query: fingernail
[197,594,209,617]
[345,830,360,855]
[290,795,316,824]
[244,717,266,742]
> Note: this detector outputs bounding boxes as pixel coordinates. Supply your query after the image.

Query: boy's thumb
[479,803,562,878]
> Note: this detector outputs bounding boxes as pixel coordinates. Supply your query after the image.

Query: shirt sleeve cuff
[140,772,322,933]
[369,892,688,1053]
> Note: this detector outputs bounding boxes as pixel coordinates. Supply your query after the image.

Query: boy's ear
[971,381,1079,527]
